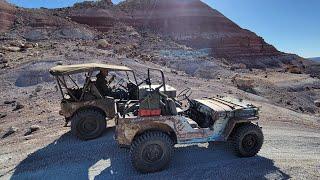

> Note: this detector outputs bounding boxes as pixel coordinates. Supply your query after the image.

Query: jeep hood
[192,96,259,119]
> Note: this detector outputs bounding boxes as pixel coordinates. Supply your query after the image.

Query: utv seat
[166,98,178,116]
[166,98,199,128]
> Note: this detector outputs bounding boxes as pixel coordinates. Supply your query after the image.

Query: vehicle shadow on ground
[11,128,290,180]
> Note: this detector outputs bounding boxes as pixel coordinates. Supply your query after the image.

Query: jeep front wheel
[233,123,264,157]
[130,131,174,173]
[71,109,106,140]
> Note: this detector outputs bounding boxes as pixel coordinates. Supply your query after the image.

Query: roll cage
[49,63,138,102]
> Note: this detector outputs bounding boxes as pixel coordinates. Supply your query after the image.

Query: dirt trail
[0,57,320,179]
[1,120,319,179]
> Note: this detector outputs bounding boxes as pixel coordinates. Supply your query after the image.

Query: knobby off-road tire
[71,109,106,140]
[130,131,174,173]
[232,123,264,157]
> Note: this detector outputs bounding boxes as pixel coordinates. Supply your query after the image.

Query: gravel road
[0,59,319,180]
[1,121,319,180]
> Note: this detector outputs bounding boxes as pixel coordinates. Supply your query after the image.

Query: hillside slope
[0,1,320,179]
[0,0,16,33]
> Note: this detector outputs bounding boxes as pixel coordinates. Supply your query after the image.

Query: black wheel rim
[79,118,98,135]
[142,144,164,163]
[242,134,258,152]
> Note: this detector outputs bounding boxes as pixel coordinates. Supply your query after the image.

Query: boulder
[35,85,43,92]
[0,112,7,118]
[2,126,18,138]
[0,46,21,52]
[97,39,111,49]
[9,41,25,47]
[231,63,247,70]
[286,65,302,74]
[4,100,16,104]
[129,31,140,37]
[0,53,7,64]
[24,125,41,136]
[232,75,255,91]
[23,43,34,49]
[13,102,24,111]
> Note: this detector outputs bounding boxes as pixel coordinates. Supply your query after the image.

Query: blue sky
[8,0,320,58]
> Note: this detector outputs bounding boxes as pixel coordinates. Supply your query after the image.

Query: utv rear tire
[232,123,263,157]
[71,109,106,140]
[130,131,174,173]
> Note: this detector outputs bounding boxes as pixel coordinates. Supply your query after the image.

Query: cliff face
[69,0,281,59]
[68,0,128,32]
[1,0,284,63]
[0,0,16,33]
[118,0,281,59]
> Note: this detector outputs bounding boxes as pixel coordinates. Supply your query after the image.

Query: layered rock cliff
[118,0,281,59]
[67,0,282,60]
[0,0,16,33]
[67,0,128,32]
[0,0,296,68]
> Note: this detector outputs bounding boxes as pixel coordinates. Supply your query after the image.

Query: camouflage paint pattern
[116,97,259,146]
[60,97,116,119]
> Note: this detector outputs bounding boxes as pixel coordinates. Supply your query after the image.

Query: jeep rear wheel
[130,131,174,173]
[232,123,263,157]
[71,109,106,140]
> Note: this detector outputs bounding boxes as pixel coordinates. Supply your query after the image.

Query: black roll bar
[147,68,166,93]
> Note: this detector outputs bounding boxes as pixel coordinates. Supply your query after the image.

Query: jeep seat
[166,98,178,116]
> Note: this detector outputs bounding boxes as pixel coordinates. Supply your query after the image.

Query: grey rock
[2,126,19,138]
[35,85,43,92]
[24,29,49,41]
[0,112,7,119]
[4,100,16,104]
[13,102,24,111]
[97,39,111,49]
[54,28,94,40]
[24,125,41,136]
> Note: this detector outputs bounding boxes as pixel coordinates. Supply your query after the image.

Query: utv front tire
[130,131,174,173]
[233,123,263,157]
[71,109,106,140]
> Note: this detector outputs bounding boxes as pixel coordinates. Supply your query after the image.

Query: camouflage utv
[115,68,263,173]
[50,63,140,140]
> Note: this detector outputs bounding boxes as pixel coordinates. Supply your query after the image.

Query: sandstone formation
[70,0,282,62]
[0,0,16,33]
[0,0,307,68]
[67,0,128,32]
[119,0,280,58]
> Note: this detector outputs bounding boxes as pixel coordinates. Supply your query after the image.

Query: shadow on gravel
[11,128,290,180]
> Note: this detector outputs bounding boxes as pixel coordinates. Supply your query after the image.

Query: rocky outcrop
[67,0,282,62]
[1,0,297,68]
[0,0,16,33]
[118,0,281,60]
[68,0,128,32]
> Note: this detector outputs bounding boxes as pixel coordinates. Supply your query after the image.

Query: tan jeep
[115,68,263,173]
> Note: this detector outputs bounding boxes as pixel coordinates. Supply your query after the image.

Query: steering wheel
[176,88,192,101]
[113,79,127,89]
